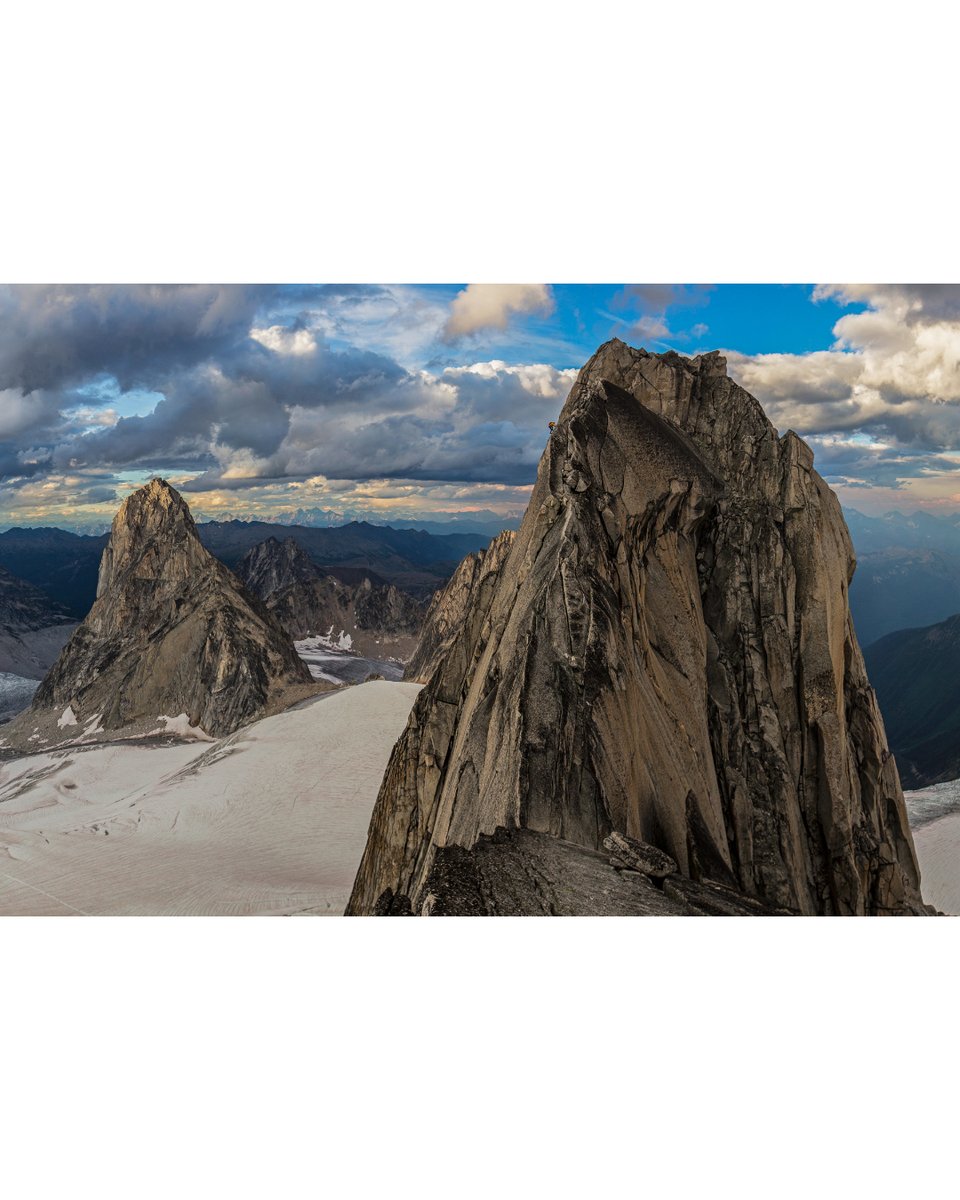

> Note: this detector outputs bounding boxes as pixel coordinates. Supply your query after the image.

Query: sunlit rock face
[403,530,516,685]
[348,340,927,917]
[22,479,313,741]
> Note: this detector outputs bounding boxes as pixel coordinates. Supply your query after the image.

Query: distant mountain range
[1,507,522,539]
[254,507,521,537]
[843,507,960,555]
[0,565,77,681]
[865,613,960,787]
[0,527,108,620]
[0,519,493,620]
[235,536,426,659]
[5,504,960,653]
[845,508,960,646]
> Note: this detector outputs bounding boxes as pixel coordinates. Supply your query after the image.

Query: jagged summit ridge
[348,340,926,916]
[237,536,322,600]
[20,479,314,742]
[236,534,427,658]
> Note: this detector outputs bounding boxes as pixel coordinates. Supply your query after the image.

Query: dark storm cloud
[51,337,416,474]
[0,444,47,481]
[298,413,541,485]
[0,286,578,498]
[0,285,275,395]
[80,485,121,504]
[232,338,408,408]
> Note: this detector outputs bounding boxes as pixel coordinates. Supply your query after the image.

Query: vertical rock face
[348,340,926,916]
[24,479,313,741]
[351,577,425,643]
[404,530,517,684]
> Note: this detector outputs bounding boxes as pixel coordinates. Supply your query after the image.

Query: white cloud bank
[727,285,960,508]
[730,286,960,444]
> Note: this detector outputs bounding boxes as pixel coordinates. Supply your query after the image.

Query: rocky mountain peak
[96,477,205,600]
[237,533,428,660]
[110,476,196,543]
[348,340,927,916]
[236,535,322,600]
[14,480,315,744]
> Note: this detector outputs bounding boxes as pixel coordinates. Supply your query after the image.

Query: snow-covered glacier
[0,681,420,915]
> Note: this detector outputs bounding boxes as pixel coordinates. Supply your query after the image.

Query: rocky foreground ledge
[374,829,800,916]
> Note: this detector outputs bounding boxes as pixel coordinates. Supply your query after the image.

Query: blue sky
[417,284,868,364]
[276,284,869,371]
[1,283,959,529]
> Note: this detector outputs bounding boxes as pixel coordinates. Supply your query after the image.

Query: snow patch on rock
[57,705,78,729]
[155,713,215,741]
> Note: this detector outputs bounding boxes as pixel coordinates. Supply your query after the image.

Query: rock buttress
[347,341,926,916]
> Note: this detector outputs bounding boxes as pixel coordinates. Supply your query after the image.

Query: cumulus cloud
[174,360,576,489]
[249,324,318,356]
[727,285,960,503]
[442,284,553,340]
[736,286,960,423]
[18,282,960,527]
[631,314,671,341]
[0,285,581,516]
[0,285,579,527]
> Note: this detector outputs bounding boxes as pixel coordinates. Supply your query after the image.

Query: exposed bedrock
[404,530,517,684]
[17,479,314,743]
[348,340,927,916]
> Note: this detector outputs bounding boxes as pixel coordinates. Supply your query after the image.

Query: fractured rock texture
[237,535,426,658]
[404,530,517,684]
[28,479,313,739]
[348,341,926,916]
